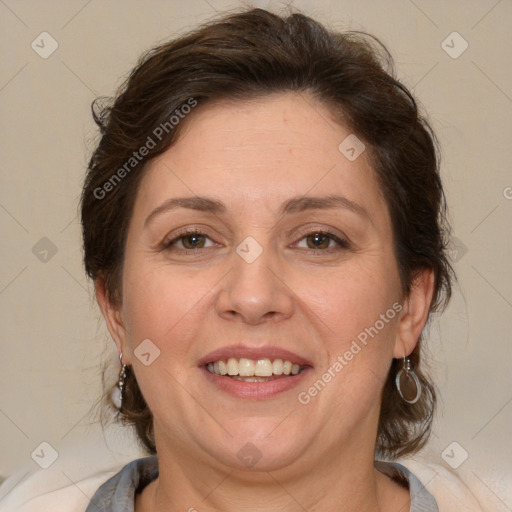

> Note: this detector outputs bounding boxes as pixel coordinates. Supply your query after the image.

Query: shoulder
[0,470,120,512]
[0,457,157,512]
[0,427,148,512]
[84,456,158,512]
[394,458,486,512]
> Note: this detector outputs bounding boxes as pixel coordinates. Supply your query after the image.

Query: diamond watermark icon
[441,32,468,59]
[448,236,468,263]
[31,32,59,59]
[32,237,58,263]
[338,134,366,161]
[31,441,59,469]
[236,236,263,264]
[134,338,161,366]
[236,442,262,468]
[441,441,469,469]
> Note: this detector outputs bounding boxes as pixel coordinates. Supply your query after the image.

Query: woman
[81,7,454,511]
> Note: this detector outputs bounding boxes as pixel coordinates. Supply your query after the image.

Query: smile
[206,357,305,381]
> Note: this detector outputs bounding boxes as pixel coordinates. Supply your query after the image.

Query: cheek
[305,269,400,394]
[120,261,218,351]
[295,262,401,404]
[298,261,399,338]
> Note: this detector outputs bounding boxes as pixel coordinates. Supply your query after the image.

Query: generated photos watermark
[93,97,198,200]
[297,301,402,404]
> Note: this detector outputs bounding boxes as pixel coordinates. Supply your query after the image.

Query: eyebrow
[144,194,370,227]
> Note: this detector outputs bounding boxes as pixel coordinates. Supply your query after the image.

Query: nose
[215,243,295,325]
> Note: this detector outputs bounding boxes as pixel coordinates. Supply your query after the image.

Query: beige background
[0,0,511,509]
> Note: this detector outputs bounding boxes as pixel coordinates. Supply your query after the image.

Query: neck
[136,430,410,512]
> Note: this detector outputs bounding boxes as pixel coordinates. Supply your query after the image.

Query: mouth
[198,346,313,399]
[204,357,308,382]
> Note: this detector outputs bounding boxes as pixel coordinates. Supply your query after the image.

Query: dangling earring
[395,356,422,404]
[111,352,127,411]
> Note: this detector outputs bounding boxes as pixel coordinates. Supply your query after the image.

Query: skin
[97,92,434,512]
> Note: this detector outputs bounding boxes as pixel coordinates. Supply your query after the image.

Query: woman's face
[101,92,428,473]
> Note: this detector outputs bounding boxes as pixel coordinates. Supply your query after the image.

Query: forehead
[133,92,388,224]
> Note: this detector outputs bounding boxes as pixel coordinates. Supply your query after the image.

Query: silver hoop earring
[111,352,127,411]
[395,356,422,404]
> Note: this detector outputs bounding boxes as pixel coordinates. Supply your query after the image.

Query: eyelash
[162,228,350,255]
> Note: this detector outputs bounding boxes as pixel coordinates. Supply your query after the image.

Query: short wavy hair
[81,7,454,460]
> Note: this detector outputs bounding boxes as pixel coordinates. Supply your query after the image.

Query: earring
[395,356,422,404]
[111,352,127,411]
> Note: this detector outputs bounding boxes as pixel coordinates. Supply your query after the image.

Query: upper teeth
[207,358,302,377]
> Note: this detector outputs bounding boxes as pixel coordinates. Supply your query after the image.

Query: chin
[211,418,308,472]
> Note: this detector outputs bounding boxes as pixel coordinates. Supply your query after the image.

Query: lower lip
[200,366,312,399]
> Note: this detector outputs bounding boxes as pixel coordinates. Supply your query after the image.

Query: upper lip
[198,344,313,367]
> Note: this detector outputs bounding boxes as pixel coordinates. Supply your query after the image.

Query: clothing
[84,455,439,511]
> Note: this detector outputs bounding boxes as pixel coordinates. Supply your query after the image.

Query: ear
[95,276,130,363]
[393,267,435,358]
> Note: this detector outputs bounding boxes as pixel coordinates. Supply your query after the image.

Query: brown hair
[81,7,453,459]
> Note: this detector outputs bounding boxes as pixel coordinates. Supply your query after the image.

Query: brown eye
[297,231,349,252]
[163,230,214,252]
[180,233,207,249]
[306,233,331,249]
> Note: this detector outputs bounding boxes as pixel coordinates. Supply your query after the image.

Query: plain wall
[1,0,511,507]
